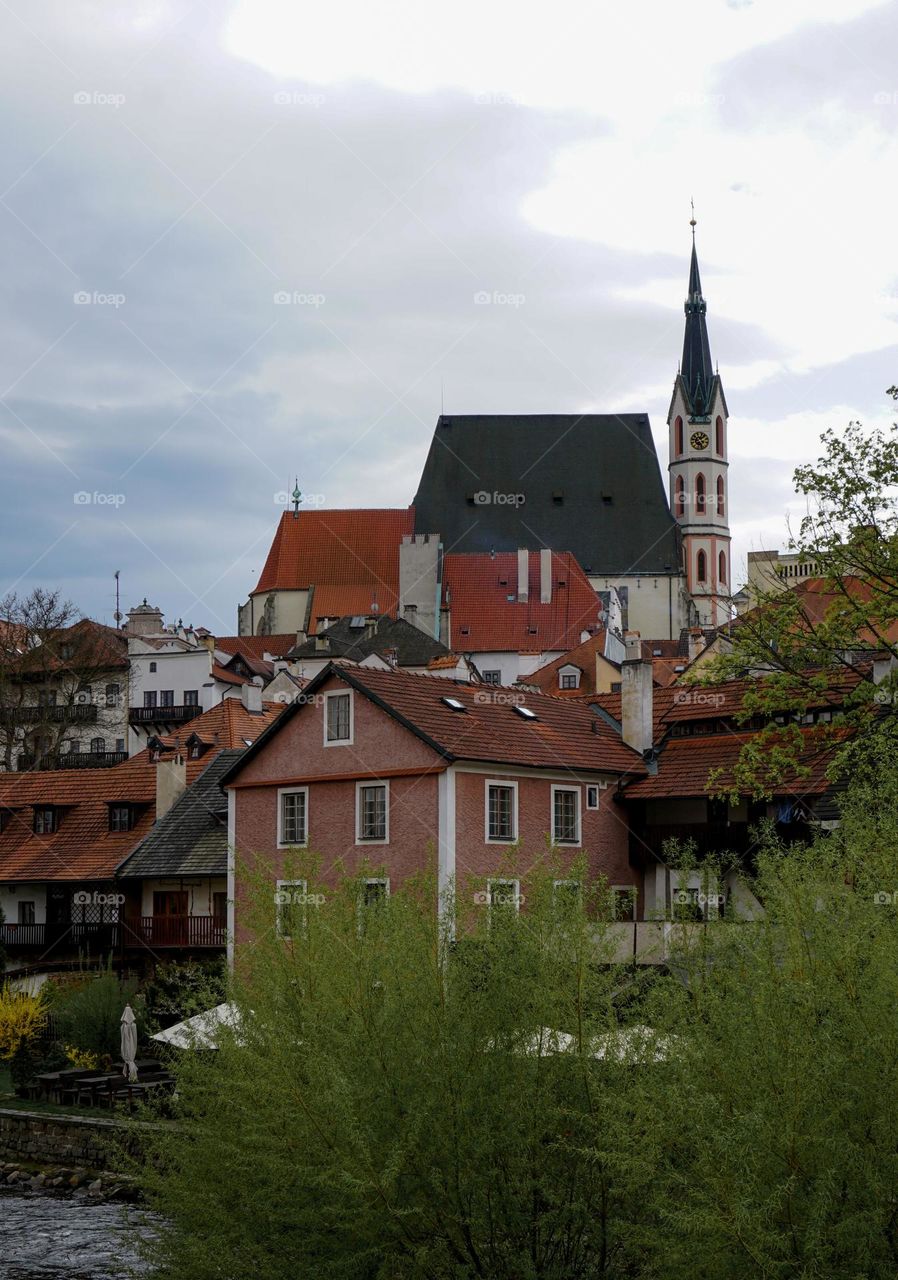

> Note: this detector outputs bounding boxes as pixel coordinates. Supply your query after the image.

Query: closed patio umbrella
[120,1004,138,1081]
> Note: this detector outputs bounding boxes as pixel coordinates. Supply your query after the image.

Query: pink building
[223,664,647,955]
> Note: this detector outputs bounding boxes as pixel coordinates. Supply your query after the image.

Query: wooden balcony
[5,704,99,725]
[17,750,128,772]
[122,915,226,949]
[0,922,119,950]
[128,704,202,726]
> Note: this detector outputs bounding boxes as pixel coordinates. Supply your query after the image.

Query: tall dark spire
[680,228,715,418]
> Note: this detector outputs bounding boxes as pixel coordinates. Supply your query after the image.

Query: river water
[0,1187,155,1279]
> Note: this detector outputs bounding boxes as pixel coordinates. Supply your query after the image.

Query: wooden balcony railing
[0,922,119,950]
[128,705,203,725]
[122,915,226,948]
[3,704,99,725]
[17,751,128,772]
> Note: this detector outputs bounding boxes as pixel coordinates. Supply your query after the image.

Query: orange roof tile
[215,635,297,660]
[443,552,602,653]
[253,509,414,598]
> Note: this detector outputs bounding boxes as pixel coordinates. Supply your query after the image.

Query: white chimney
[620,631,653,755]
[540,548,552,604]
[241,682,263,713]
[156,755,187,820]
[517,549,529,603]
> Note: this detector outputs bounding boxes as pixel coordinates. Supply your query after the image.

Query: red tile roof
[620,729,844,800]
[307,585,398,634]
[228,666,645,779]
[442,552,603,653]
[252,509,415,601]
[216,635,297,660]
[527,631,608,696]
[0,701,286,881]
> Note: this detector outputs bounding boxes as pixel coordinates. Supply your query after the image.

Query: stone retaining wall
[0,1108,135,1171]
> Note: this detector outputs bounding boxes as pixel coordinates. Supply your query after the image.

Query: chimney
[687,627,706,664]
[517,549,529,603]
[620,631,653,754]
[540,548,552,604]
[156,754,187,820]
[241,682,263,713]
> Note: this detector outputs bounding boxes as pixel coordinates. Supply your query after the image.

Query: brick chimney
[517,549,529,603]
[620,631,653,755]
[156,754,186,820]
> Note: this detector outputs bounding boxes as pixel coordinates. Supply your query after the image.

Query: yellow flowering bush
[0,983,48,1061]
[63,1044,100,1070]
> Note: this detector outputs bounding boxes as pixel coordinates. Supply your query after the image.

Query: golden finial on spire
[689,197,697,234]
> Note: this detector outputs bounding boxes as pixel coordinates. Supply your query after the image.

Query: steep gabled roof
[224,665,646,783]
[216,634,298,661]
[442,551,603,653]
[525,630,609,696]
[413,415,680,574]
[117,749,242,878]
[252,508,415,597]
[289,614,452,667]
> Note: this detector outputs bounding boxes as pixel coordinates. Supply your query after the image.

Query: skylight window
[441,696,466,712]
[513,705,538,721]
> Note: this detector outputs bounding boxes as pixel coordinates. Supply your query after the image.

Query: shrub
[52,964,143,1059]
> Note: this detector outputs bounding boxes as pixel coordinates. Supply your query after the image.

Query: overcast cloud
[0,0,895,633]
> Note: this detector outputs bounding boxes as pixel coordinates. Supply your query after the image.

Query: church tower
[668,223,731,627]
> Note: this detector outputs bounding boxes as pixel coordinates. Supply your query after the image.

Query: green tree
[140,860,672,1280]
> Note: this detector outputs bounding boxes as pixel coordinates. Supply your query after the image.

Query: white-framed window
[586,785,600,810]
[551,786,581,845]
[278,787,308,847]
[482,670,501,685]
[558,664,581,691]
[356,781,389,843]
[361,877,389,909]
[324,690,353,745]
[612,886,637,922]
[485,780,517,843]
[275,878,307,939]
[487,878,521,915]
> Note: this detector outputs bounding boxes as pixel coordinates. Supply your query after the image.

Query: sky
[0,0,895,636]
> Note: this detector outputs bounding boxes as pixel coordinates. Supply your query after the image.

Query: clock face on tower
[690,430,709,450]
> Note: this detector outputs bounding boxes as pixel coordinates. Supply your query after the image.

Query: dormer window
[109,804,134,833]
[33,806,57,835]
[558,665,581,691]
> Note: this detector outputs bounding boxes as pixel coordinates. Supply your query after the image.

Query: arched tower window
[697,550,707,583]
[716,475,725,519]
[696,473,706,514]
[715,415,724,455]
[718,550,726,584]
[675,416,683,456]
[675,475,685,518]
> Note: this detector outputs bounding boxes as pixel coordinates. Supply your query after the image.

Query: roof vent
[460,626,470,635]
[653,649,662,657]
[441,696,466,712]
[552,490,564,505]
[513,705,538,721]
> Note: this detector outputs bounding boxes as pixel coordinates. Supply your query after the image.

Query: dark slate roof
[116,749,242,879]
[412,415,681,575]
[680,239,715,418]
[288,614,452,665]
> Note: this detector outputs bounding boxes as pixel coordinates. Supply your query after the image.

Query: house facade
[224,665,644,961]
